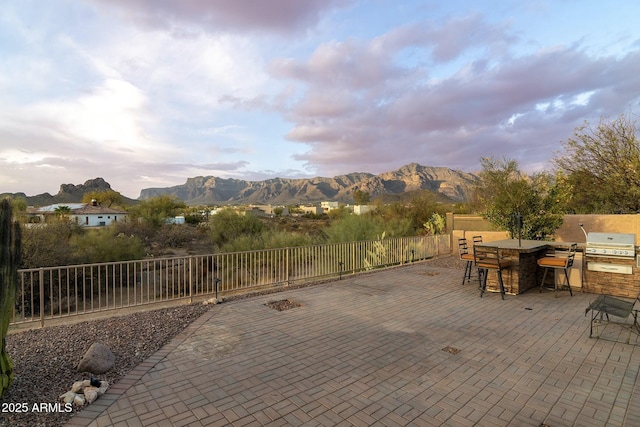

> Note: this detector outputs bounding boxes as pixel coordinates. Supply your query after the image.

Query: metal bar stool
[537,243,576,297]
[458,238,475,285]
[474,245,512,300]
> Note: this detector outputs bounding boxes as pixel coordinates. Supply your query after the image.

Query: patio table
[475,239,551,294]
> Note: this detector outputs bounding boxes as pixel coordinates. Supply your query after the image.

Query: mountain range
[139,163,479,205]
[2,163,480,206]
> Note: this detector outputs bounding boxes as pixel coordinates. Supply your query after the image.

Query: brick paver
[66,261,640,426]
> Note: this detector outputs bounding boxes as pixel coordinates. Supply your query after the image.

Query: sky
[1,0,639,199]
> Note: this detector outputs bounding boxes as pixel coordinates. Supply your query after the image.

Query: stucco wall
[553,214,640,245]
[449,213,640,245]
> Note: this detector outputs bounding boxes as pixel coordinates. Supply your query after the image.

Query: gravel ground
[0,254,463,427]
[0,304,210,427]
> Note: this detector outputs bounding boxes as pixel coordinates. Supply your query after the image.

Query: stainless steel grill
[585,232,636,258]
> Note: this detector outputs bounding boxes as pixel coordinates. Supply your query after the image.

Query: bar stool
[474,245,512,300]
[537,243,576,297]
[458,238,475,285]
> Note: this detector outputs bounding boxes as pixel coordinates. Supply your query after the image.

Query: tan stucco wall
[553,214,640,245]
[450,213,640,245]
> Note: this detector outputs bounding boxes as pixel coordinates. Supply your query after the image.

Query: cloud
[265,18,640,176]
[3,1,640,199]
[87,0,351,34]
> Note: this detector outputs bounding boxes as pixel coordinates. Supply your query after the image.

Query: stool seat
[537,257,567,268]
[460,253,475,261]
[474,245,510,300]
[458,237,482,286]
[537,243,577,297]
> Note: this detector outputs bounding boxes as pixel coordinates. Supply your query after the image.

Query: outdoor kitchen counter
[475,239,556,295]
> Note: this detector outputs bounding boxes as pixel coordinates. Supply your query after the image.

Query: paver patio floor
[67,261,640,426]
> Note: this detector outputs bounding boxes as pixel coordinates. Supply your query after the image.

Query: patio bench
[585,293,640,344]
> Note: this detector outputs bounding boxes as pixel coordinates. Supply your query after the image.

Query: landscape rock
[59,391,76,404]
[73,394,85,407]
[83,386,98,404]
[76,342,115,374]
[97,380,109,396]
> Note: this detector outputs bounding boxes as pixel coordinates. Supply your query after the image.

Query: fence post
[286,247,290,286]
[39,268,44,328]
[188,257,193,304]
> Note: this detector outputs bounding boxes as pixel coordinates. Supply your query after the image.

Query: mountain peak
[139,164,479,205]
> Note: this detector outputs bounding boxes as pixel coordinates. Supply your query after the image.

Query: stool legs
[461,260,473,285]
[479,268,506,300]
[539,267,573,297]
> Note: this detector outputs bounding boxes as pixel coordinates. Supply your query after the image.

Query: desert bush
[20,222,84,268]
[209,209,263,245]
[153,224,200,248]
[71,228,145,263]
[219,230,315,253]
[127,195,186,228]
[323,214,383,243]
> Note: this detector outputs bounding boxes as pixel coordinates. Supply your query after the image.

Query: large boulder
[76,343,115,374]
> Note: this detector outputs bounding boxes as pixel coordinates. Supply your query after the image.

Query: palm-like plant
[1,198,21,396]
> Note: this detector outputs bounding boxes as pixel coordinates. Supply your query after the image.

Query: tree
[474,157,565,240]
[353,190,371,205]
[82,190,126,208]
[54,205,71,221]
[209,209,264,246]
[21,222,84,268]
[553,113,640,213]
[71,228,145,263]
[128,195,186,228]
[323,214,383,243]
[369,191,444,236]
[1,198,21,396]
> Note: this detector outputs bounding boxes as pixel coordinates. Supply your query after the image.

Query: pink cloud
[89,0,350,33]
[270,28,640,176]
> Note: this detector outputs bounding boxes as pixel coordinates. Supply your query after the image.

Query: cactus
[1,198,21,396]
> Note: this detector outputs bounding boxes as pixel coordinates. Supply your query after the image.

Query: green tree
[323,214,383,243]
[128,195,186,228]
[369,191,443,236]
[353,190,371,205]
[71,228,145,263]
[20,222,84,268]
[553,113,640,213]
[209,209,264,246]
[53,205,71,221]
[82,190,126,208]
[220,229,315,252]
[475,157,564,240]
[1,199,21,396]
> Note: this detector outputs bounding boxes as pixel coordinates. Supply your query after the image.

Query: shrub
[323,214,383,243]
[71,228,145,263]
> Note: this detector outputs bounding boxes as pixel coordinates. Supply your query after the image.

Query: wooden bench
[585,294,640,344]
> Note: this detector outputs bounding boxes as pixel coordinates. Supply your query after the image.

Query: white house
[28,202,128,227]
[320,201,340,213]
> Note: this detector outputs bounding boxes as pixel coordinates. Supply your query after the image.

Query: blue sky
[1,0,639,199]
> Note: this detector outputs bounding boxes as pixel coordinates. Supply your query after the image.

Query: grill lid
[586,232,636,257]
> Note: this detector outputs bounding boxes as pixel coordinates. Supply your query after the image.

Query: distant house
[248,205,290,217]
[27,200,128,227]
[297,205,323,216]
[353,205,372,215]
[321,201,340,213]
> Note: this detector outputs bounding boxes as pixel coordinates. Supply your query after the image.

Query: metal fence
[11,234,449,328]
